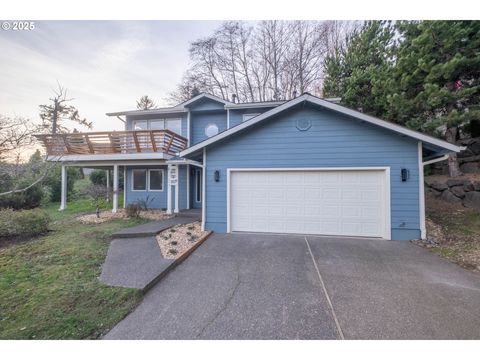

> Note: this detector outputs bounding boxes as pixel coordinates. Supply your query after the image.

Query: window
[165,119,182,135]
[148,169,164,191]
[242,113,260,122]
[132,170,147,191]
[205,123,219,137]
[195,169,202,202]
[149,119,165,130]
[133,120,148,130]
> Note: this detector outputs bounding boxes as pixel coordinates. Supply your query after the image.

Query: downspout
[422,154,449,166]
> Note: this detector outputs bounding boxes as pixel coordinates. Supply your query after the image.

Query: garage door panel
[230,169,386,238]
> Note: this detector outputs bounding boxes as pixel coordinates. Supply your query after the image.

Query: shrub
[125,203,141,218]
[0,183,44,209]
[0,208,50,238]
[89,169,124,189]
[44,166,81,202]
[137,195,154,210]
[89,170,107,186]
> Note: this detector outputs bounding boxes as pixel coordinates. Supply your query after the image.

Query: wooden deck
[36,130,188,156]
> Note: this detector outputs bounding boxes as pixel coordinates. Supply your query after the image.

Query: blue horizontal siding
[229,107,277,128]
[204,104,421,240]
[190,111,227,145]
[125,165,188,210]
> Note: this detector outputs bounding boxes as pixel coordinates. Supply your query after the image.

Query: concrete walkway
[100,209,201,291]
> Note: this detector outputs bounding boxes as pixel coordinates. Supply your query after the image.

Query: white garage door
[229,169,388,238]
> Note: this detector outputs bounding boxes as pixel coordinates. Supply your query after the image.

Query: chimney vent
[231,94,237,103]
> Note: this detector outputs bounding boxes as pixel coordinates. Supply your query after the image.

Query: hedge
[0,208,50,238]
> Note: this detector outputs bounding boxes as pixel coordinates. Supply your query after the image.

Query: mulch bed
[77,209,173,224]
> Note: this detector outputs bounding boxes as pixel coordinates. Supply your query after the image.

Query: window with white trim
[132,169,147,191]
[242,113,260,122]
[148,169,164,191]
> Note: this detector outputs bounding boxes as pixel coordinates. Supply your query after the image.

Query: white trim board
[226,167,391,240]
[180,93,464,157]
[201,148,206,231]
[418,142,426,240]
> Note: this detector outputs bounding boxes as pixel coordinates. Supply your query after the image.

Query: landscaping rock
[463,181,474,192]
[431,181,448,191]
[450,186,465,198]
[424,177,437,187]
[440,190,462,203]
[473,181,480,191]
[446,178,466,187]
[460,162,479,173]
[464,191,480,210]
[427,188,442,197]
[469,140,480,155]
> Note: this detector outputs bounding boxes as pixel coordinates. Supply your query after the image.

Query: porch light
[401,168,410,182]
[214,170,220,182]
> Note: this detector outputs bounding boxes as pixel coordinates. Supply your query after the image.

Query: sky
[0,21,223,134]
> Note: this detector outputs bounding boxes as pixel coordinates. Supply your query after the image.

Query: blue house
[39,93,462,240]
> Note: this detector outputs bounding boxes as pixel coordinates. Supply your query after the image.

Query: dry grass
[156,221,210,259]
[77,209,173,224]
[420,195,480,272]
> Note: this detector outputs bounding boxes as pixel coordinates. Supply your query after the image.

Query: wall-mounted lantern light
[401,168,410,182]
[214,170,220,182]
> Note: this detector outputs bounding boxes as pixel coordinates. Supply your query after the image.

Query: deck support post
[174,166,179,214]
[106,169,110,202]
[112,164,119,213]
[167,165,172,214]
[59,165,67,211]
[186,164,190,210]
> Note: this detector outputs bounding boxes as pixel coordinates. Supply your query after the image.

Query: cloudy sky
[0,21,222,133]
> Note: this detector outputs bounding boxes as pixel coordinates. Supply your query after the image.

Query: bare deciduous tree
[39,83,92,134]
[169,21,358,103]
[0,115,37,161]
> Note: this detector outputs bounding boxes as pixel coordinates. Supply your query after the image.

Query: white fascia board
[47,153,169,162]
[224,101,285,109]
[166,158,204,168]
[180,93,233,107]
[106,107,187,117]
[180,93,464,157]
[305,95,464,153]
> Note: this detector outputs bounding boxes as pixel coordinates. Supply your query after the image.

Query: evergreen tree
[136,95,157,110]
[387,21,480,176]
[39,84,91,134]
[322,21,395,117]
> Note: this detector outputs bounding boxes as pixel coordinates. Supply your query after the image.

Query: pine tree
[136,95,157,110]
[322,21,395,117]
[39,84,91,134]
[387,21,480,177]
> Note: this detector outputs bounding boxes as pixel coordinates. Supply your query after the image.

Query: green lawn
[0,194,147,339]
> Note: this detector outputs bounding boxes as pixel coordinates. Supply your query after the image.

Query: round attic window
[296,118,312,131]
[205,123,219,137]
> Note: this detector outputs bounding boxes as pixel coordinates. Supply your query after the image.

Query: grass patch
[0,197,146,339]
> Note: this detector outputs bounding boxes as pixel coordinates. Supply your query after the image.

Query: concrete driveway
[105,233,480,340]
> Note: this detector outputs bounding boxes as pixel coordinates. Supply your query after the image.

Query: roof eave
[180,93,463,158]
